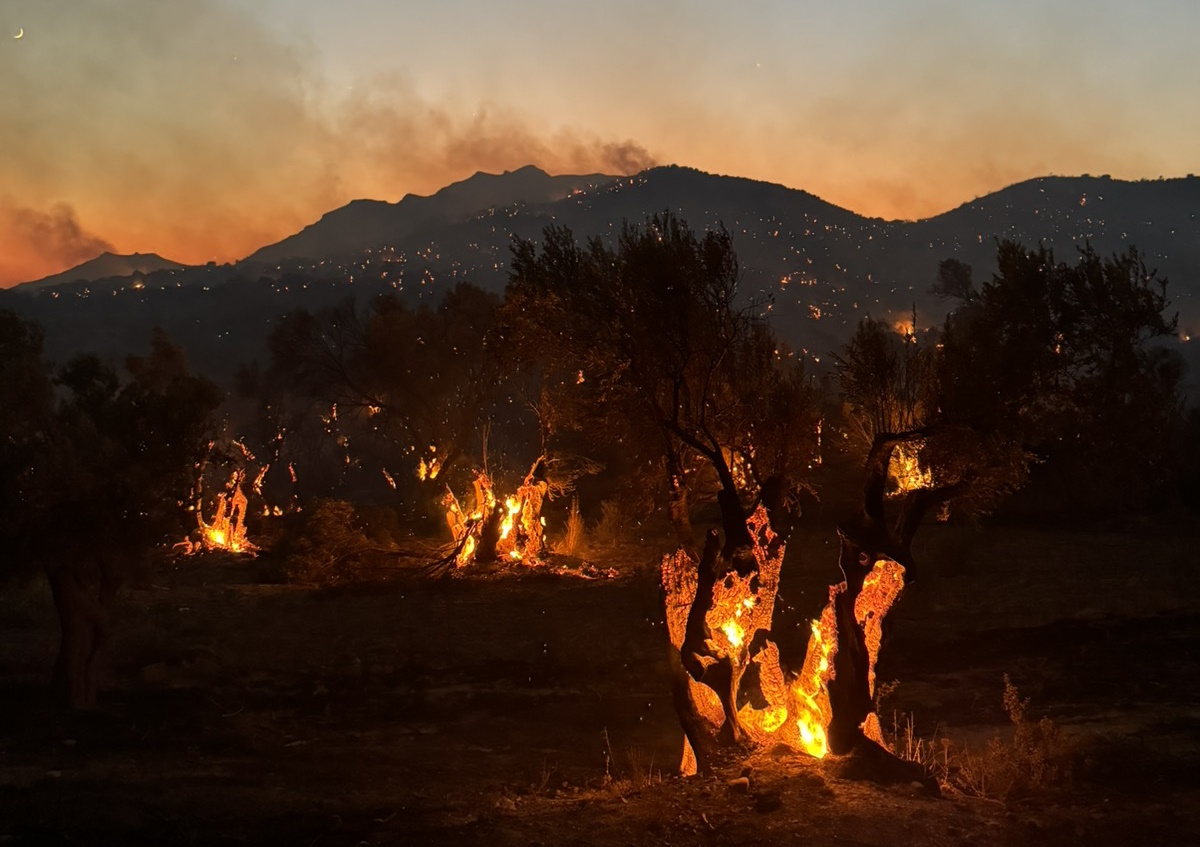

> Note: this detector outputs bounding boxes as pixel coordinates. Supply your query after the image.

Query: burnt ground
[1,524,1199,846]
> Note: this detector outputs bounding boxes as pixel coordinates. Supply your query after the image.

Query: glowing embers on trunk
[889,442,931,495]
[444,462,548,567]
[854,556,906,744]
[194,470,256,554]
[663,507,907,774]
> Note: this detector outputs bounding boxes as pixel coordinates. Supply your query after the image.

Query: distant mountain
[4,166,1197,392]
[15,251,189,293]
[245,165,620,265]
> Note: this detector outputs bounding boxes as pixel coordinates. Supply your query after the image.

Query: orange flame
[195,471,256,554]
[447,463,549,567]
[663,507,906,773]
[890,442,931,495]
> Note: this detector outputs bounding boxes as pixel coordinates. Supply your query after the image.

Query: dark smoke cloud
[0,0,659,284]
[0,200,115,284]
[330,82,657,199]
[6,202,114,264]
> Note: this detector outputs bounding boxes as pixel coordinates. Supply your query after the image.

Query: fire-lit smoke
[0,0,657,286]
[0,200,114,286]
[3,0,1191,284]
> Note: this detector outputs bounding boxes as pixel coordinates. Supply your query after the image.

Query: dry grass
[554,497,585,557]
[887,675,1079,800]
[590,500,625,549]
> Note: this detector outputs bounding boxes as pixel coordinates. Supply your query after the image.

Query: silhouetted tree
[823,240,1181,758]
[503,213,819,553]
[0,321,221,708]
[939,241,1181,513]
[0,311,55,566]
[265,283,515,507]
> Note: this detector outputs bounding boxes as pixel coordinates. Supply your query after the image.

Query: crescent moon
[13,27,23,39]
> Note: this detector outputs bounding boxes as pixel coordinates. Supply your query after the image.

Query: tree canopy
[502,212,820,551]
[0,315,222,707]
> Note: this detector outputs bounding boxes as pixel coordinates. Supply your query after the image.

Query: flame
[195,471,256,554]
[889,442,931,495]
[663,507,907,773]
[790,605,836,758]
[417,451,441,481]
[447,463,549,567]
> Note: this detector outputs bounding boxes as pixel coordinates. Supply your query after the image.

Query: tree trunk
[824,533,877,755]
[757,474,798,541]
[713,458,752,558]
[666,461,697,554]
[474,502,504,563]
[48,566,108,710]
[672,531,747,770]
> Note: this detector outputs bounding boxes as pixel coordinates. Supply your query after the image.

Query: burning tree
[503,214,858,772]
[440,459,548,566]
[0,322,221,708]
[660,239,1182,778]
[191,466,257,554]
[502,213,820,551]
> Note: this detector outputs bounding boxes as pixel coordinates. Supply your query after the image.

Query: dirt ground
[2,522,1199,846]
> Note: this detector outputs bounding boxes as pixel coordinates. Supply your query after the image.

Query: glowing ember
[663,507,907,773]
[445,461,550,567]
[889,442,931,495]
[194,471,256,554]
[417,448,441,481]
[855,558,906,706]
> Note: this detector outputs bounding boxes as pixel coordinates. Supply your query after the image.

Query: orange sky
[3,0,1197,286]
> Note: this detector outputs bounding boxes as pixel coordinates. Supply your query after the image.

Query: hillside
[15,252,188,293]
[4,167,1197,390]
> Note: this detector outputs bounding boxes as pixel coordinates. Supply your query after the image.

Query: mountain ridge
[4,166,1196,392]
[16,251,188,293]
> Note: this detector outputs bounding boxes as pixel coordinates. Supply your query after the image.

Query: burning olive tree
[502,213,820,551]
[0,321,221,708]
[815,239,1182,763]
[661,238,1182,779]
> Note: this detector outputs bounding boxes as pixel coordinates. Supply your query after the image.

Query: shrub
[952,675,1077,799]
[278,499,375,586]
[885,675,1078,799]
[591,500,625,548]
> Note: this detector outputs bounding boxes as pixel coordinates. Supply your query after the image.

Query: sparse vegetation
[591,500,625,549]
[555,497,585,557]
[887,676,1078,800]
[277,499,379,586]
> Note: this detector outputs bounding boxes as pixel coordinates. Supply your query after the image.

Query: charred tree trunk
[823,431,957,788]
[825,533,880,755]
[474,502,504,563]
[668,643,723,772]
[757,473,799,541]
[665,452,697,554]
[48,564,110,710]
[667,478,695,554]
[713,458,752,558]
[671,531,747,771]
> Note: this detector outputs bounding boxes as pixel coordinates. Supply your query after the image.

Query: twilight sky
[2,0,1197,286]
